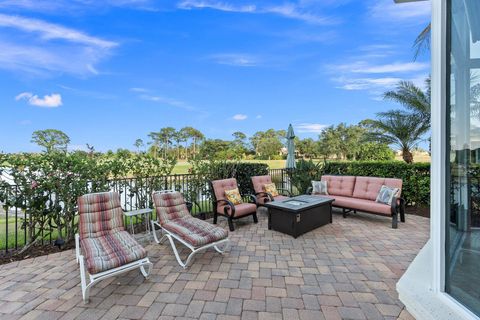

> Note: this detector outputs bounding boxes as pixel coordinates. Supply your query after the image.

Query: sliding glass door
[446,0,480,316]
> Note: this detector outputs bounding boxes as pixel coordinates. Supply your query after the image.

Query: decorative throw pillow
[376,185,399,205]
[264,183,279,197]
[225,188,243,205]
[312,180,328,195]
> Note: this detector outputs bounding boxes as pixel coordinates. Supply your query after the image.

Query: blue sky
[0,0,431,153]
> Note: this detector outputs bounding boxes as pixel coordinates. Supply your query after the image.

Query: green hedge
[322,161,430,207]
[200,161,269,195]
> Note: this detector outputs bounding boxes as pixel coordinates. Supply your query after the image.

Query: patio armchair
[151,190,229,268]
[210,178,258,231]
[75,192,152,303]
[251,175,291,205]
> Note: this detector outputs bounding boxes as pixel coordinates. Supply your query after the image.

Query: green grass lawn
[171,159,288,174]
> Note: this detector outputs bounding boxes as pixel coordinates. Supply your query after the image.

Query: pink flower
[31,181,39,189]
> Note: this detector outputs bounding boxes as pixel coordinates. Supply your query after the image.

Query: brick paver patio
[0,209,429,320]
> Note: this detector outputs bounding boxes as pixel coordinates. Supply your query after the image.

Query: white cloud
[208,53,259,67]
[177,0,336,25]
[330,61,429,74]
[140,94,196,111]
[334,77,402,91]
[0,0,158,13]
[15,92,63,108]
[178,1,256,13]
[256,115,262,119]
[295,123,327,134]
[0,14,116,49]
[0,14,117,76]
[233,114,248,121]
[369,0,430,21]
[130,87,149,93]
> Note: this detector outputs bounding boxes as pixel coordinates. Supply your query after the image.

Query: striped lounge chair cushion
[163,217,228,247]
[80,230,147,274]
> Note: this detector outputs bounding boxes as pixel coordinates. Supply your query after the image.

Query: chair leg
[214,240,230,254]
[139,262,152,278]
[78,256,90,304]
[400,205,406,223]
[342,209,347,218]
[253,212,258,224]
[213,212,218,224]
[228,217,235,231]
[392,212,398,229]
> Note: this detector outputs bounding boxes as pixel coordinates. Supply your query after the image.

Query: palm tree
[364,111,429,163]
[384,79,431,126]
[414,23,431,60]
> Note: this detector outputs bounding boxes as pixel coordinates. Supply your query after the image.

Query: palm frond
[413,23,431,60]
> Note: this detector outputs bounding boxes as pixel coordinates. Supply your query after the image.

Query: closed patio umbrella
[286,124,296,169]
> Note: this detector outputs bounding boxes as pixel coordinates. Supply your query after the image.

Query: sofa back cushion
[251,175,272,194]
[78,191,125,240]
[353,176,402,201]
[321,175,356,197]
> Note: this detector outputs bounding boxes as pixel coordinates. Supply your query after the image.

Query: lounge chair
[151,190,229,268]
[251,175,292,205]
[210,178,258,231]
[75,192,152,303]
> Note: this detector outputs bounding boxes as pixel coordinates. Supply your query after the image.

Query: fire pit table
[264,195,334,238]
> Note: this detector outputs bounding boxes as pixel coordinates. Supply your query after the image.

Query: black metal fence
[0,169,291,253]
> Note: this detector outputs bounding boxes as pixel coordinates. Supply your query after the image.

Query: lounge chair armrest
[277,188,292,196]
[216,199,236,217]
[306,187,313,195]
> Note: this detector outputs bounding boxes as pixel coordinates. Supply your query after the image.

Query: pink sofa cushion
[352,177,402,201]
[251,175,272,194]
[218,203,257,217]
[321,175,356,197]
[324,195,392,216]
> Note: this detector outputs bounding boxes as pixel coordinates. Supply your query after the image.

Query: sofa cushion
[321,176,356,197]
[163,217,228,247]
[353,177,402,201]
[81,230,147,274]
[325,195,392,216]
[218,202,257,217]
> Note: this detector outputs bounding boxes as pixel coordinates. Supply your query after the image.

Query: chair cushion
[273,195,289,202]
[218,203,257,217]
[78,192,125,239]
[256,194,289,205]
[163,217,228,247]
[225,188,243,205]
[152,191,190,225]
[81,231,147,274]
[353,177,402,201]
[211,178,238,202]
[321,176,356,197]
[252,175,272,194]
[325,195,392,216]
[264,183,279,197]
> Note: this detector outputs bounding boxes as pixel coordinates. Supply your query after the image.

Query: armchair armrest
[216,199,236,217]
[277,188,292,196]
[244,194,257,205]
[306,187,313,195]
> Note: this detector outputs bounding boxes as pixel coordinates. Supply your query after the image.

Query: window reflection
[446,0,480,316]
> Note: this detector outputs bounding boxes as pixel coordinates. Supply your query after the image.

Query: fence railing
[0,169,291,254]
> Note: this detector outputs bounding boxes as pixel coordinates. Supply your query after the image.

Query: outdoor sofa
[308,175,405,228]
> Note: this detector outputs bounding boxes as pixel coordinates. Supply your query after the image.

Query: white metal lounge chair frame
[150,220,229,269]
[75,234,152,303]
[151,190,229,269]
